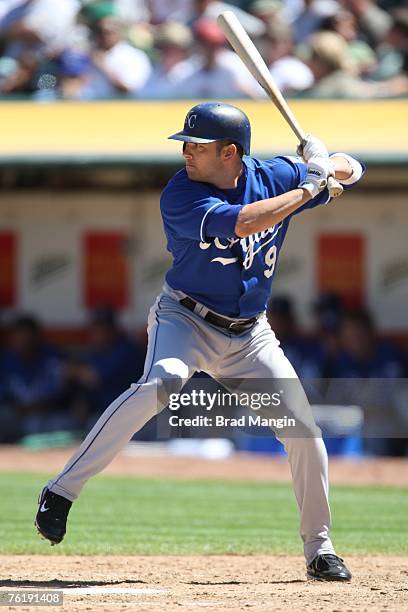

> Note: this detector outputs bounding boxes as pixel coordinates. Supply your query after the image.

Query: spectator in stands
[0,49,38,94]
[329,308,406,455]
[323,9,377,76]
[333,308,404,378]
[266,295,344,452]
[66,307,145,428]
[0,0,82,94]
[0,1,27,25]
[171,0,265,38]
[138,21,194,98]
[303,30,372,97]
[114,0,150,23]
[0,0,406,101]
[373,7,408,81]
[342,0,392,49]
[267,295,325,378]
[264,17,314,94]
[78,10,151,99]
[0,314,76,438]
[146,0,192,25]
[53,48,91,100]
[249,0,284,26]
[0,315,21,442]
[175,18,261,98]
[312,292,344,377]
[0,0,80,58]
[303,30,408,98]
[292,0,340,44]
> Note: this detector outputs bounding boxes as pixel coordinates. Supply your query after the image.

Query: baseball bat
[217,11,343,198]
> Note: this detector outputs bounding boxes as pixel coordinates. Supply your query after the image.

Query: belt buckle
[229,316,257,331]
[228,320,241,330]
[229,319,250,332]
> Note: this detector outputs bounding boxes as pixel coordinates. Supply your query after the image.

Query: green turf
[1,473,407,555]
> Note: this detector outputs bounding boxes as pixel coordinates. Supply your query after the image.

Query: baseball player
[35,102,364,581]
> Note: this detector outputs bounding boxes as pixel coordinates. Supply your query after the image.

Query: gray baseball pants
[48,284,336,564]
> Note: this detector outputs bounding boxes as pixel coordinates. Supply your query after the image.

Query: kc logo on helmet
[187,113,197,129]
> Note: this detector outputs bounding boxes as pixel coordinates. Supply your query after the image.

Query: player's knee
[280,434,327,458]
[151,359,189,405]
[154,358,189,381]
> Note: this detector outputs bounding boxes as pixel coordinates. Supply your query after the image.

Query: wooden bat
[217,11,343,198]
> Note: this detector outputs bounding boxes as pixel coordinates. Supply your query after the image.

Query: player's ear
[222,143,237,161]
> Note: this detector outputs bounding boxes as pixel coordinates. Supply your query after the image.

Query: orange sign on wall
[317,234,365,307]
[83,232,129,308]
[0,232,17,306]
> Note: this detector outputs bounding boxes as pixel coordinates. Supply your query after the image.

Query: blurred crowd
[0,295,407,455]
[0,0,407,99]
[0,307,146,442]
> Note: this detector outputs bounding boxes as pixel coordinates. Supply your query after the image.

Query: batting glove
[299,157,335,198]
[297,134,329,162]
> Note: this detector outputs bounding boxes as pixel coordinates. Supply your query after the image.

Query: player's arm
[235,188,312,237]
[300,135,364,184]
[161,175,242,242]
[329,155,354,181]
[235,139,362,238]
[235,155,352,238]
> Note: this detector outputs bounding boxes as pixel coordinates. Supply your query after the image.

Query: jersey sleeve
[265,155,330,216]
[296,154,366,215]
[160,172,242,241]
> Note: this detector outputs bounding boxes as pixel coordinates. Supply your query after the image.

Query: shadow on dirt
[186,579,305,585]
[0,578,146,588]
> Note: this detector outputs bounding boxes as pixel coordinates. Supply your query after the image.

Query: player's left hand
[298,156,335,198]
[297,134,329,161]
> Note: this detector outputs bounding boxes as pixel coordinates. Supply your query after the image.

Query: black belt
[179,297,258,334]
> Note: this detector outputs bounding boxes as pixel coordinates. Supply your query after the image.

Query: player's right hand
[298,157,335,198]
[297,134,329,162]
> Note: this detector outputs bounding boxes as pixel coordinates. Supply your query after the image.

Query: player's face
[182,142,222,182]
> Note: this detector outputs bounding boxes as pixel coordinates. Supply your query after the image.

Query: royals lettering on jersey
[160,155,362,318]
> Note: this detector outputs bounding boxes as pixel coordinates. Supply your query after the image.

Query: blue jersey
[160,155,361,318]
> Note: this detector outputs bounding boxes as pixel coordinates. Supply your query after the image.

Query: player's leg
[217,315,351,579]
[35,294,215,543]
[46,295,209,500]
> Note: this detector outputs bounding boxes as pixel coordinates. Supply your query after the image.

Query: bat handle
[327,175,344,198]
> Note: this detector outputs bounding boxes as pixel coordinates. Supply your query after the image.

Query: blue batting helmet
[168,102,251,155]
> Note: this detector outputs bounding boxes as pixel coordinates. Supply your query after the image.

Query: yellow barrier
[1,99,407,159]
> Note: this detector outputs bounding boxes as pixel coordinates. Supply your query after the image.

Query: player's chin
[185,165,200,180]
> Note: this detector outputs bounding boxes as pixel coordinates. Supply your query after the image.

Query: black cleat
[35,487,72,545]
[306,554,352,582]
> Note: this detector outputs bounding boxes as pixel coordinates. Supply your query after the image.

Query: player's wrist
[298,181,322,198]
[329,153,363,185]
[297,133,329,161]
[298,157,333,198]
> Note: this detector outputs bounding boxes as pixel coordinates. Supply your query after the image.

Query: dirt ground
[1,554,408,611]
[1,446,407,611]
[1,444,407,486]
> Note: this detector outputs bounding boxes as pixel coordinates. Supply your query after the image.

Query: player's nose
[182,143,194,159]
